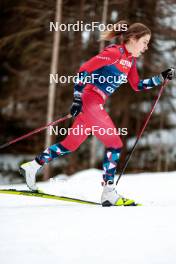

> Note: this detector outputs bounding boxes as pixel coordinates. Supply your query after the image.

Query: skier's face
[130,34,151,57]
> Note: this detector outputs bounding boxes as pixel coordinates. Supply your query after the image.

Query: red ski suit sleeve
[128,58,163,92]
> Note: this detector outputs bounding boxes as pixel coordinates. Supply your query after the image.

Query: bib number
[106,86,115,93]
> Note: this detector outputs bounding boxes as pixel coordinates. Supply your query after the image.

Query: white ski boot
[19,160,41,191]
[101,181,120,206]
[101,181,136,207]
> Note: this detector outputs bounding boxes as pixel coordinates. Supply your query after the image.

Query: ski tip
[114,197,142,206]
[101,200,142,207]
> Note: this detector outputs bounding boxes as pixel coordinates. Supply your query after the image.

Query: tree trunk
[43,0,62,180]
[90,0,108,168]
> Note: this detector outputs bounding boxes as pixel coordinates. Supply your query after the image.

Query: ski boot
[19,160,41,191]
[101,181,135,207]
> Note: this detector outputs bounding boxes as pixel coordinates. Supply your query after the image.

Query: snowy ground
[1,169,176,264]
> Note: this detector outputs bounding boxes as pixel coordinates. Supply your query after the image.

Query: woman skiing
[20,20,174,206]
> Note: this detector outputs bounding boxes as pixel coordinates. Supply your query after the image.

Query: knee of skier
[60,140,79,152]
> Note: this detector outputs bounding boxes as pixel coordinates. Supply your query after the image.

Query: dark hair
[100,20,151,43]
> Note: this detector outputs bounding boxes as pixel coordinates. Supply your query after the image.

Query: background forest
[0,0,175,182]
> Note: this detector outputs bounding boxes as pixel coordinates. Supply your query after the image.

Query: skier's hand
[161,68,175,80]
[70,95,82,117]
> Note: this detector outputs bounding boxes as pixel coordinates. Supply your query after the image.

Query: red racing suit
[60,44,163,151]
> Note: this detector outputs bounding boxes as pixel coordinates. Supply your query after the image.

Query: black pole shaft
[116,79,169,185]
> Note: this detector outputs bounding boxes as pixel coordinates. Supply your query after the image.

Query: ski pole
[116,79,169,185]
[0,113,72,150]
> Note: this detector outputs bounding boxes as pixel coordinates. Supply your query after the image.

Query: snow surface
[1,169,176,264]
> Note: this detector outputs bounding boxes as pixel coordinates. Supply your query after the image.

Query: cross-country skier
[20,20,175,206]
